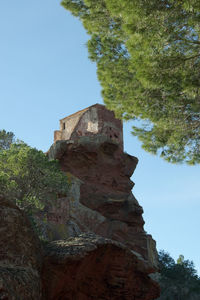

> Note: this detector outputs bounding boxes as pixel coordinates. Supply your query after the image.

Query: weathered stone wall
[54,104,123,149]
[71,106,99,138]
[54,130,61,142]
[59,108,87,140]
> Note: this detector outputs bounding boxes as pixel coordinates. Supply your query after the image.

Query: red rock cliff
[1,105,160,300]
[42,105,160,299]
[47,105,158,271]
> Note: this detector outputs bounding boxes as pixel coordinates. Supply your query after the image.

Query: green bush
[0,130,69,215]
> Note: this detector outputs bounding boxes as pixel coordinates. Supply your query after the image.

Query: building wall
[54,130,61,142]
[71,106,99,139]
[60,110,86,141]
[54,104,123,149]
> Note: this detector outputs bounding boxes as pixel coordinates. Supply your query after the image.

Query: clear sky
[1,1,199,274]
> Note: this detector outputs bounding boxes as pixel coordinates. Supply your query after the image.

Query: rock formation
[0,196,42,299]
[46,104,158,271]
[1,104,160,299]
[42,233,159,300]
[41,104,160,298]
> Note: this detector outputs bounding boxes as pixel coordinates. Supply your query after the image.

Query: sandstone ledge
[42,233,160,300]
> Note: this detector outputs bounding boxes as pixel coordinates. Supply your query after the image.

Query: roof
[59,104,104,122]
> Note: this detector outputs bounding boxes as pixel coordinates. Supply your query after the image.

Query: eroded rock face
[1,106,160,299]
[42,233,160,300]
[0,196,159,300]
[47,136,158,272]
[0,197,42,300]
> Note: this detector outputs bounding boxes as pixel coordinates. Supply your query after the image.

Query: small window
[63,123,65,130]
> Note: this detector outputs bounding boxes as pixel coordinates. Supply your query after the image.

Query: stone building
[54,103,123,149]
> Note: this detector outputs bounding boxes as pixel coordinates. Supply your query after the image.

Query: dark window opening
[63,123,65,130]
[114,134,118,138]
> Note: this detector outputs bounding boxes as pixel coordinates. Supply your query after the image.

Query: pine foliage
[157,250,200,300]
[61,0,200,164]
[0,130,69,214]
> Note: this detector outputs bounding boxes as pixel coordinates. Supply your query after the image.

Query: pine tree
[157,250,200,300]
[61,0,200,164]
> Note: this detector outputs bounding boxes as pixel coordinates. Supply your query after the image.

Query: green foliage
[0,130,69,214]
[177,254,185,265]
[0,130,15,150]
[61,0,200,164]
[157,250,200,300]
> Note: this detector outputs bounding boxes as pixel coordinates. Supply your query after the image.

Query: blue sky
[1,1,199,274]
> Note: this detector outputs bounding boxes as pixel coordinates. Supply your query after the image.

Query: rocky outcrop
[0,196,42,299]
[0,196,159,300]
[42,233,159,300]
[1,105,160,299]
[46,136,158,272]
